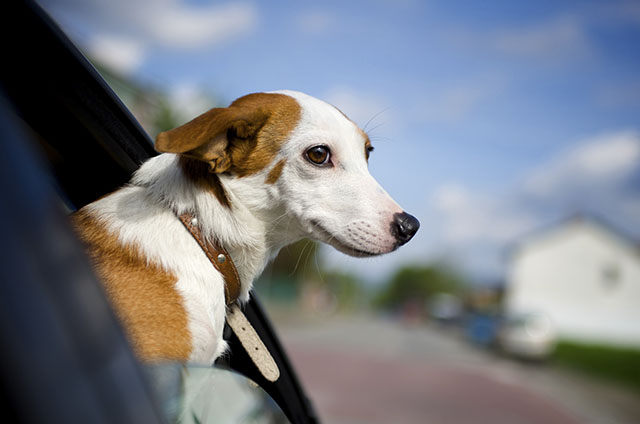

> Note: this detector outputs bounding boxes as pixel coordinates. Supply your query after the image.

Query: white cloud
[324,86,391,131]
[421,86,486,123]
[427,130,640,280]
[441,15,592,64]
[491,17,591,60]
[432,183,469,212]
[594,1,640,26]
[40,0,258,73]
[432,184,536,245]
[167,82,217,123]
[86,35,145,75]
[146,2,257,48]
[597,79,640,108]
[414,75,504,123]
[295,10,335,34]
[524,130,640,197]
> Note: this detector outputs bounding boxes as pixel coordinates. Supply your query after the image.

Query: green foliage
[267,239,322,282]
[151,95,184,135]
[553,340,640,393]
[373,264,466,311]
[321,270,365,311]
[91,59,218,138]
[258,242,367,311]
[257,239,323,303]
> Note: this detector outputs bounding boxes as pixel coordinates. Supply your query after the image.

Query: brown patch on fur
[178,156,231,208]
[226,93,300,177]
[265,158,286,184]
[155,93,301,178]
[71,209,192,362]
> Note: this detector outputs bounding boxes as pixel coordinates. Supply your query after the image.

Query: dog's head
[156,90,419,256]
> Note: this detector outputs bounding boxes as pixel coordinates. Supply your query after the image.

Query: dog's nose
[392,212,420,246]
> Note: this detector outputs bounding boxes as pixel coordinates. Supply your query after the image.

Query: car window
[147,365,290,424]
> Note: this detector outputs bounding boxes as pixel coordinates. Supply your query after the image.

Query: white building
[505,216,640,348]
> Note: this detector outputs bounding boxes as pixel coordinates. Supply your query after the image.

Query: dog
[72,90,419,365]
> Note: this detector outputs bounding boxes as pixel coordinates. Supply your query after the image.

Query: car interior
[0,2,319,423]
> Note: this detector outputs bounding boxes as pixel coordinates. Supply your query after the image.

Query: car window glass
[146,364,290,424]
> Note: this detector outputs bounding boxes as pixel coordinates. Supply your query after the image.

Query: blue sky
[41,0,640,284]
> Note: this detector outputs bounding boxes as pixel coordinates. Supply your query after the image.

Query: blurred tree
[151,95,184,135]
[258,243,368,313]
[320,270,365,312]
[93,62,163,134]
[257,239,323,302]
[268,239,322,281]
[373,264,466,311]
[91,60,217,137]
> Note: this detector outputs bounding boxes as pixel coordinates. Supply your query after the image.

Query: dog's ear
[155,107,269,173]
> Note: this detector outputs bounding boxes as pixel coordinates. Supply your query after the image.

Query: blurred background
[38,0,640,423]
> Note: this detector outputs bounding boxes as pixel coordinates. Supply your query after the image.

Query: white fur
[270,90,404,256]
[87,91,408,365]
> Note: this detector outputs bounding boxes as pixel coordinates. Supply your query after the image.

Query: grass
[553,340,640,393]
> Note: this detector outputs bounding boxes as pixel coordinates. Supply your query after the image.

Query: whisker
[313,245,325,286]
[264,212,295,251]
[302,238,316,276]
[362,107,390,133]
[366,122,387,137]
[290,239,311,277]
[266,210,291,226]
[369,134,393,143]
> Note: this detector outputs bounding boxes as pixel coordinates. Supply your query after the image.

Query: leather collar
[177,212,241,306]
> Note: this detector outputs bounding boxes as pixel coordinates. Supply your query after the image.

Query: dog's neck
[131,154,301,300]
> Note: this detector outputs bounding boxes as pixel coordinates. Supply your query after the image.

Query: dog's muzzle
[392,212,420,246]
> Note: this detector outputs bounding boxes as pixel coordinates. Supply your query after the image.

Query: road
[274,315,640,424]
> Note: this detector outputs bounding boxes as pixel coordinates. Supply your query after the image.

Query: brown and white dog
[73,90,419,365]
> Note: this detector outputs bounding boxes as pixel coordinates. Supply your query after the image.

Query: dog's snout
[392,212,420,246]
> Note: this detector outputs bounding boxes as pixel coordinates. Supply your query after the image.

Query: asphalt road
[275,315,640,424]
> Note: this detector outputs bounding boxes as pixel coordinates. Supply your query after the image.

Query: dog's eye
[306,145,331,166]
[365,145,374,160]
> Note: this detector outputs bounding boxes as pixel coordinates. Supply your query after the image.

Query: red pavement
[288,346,581,424]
